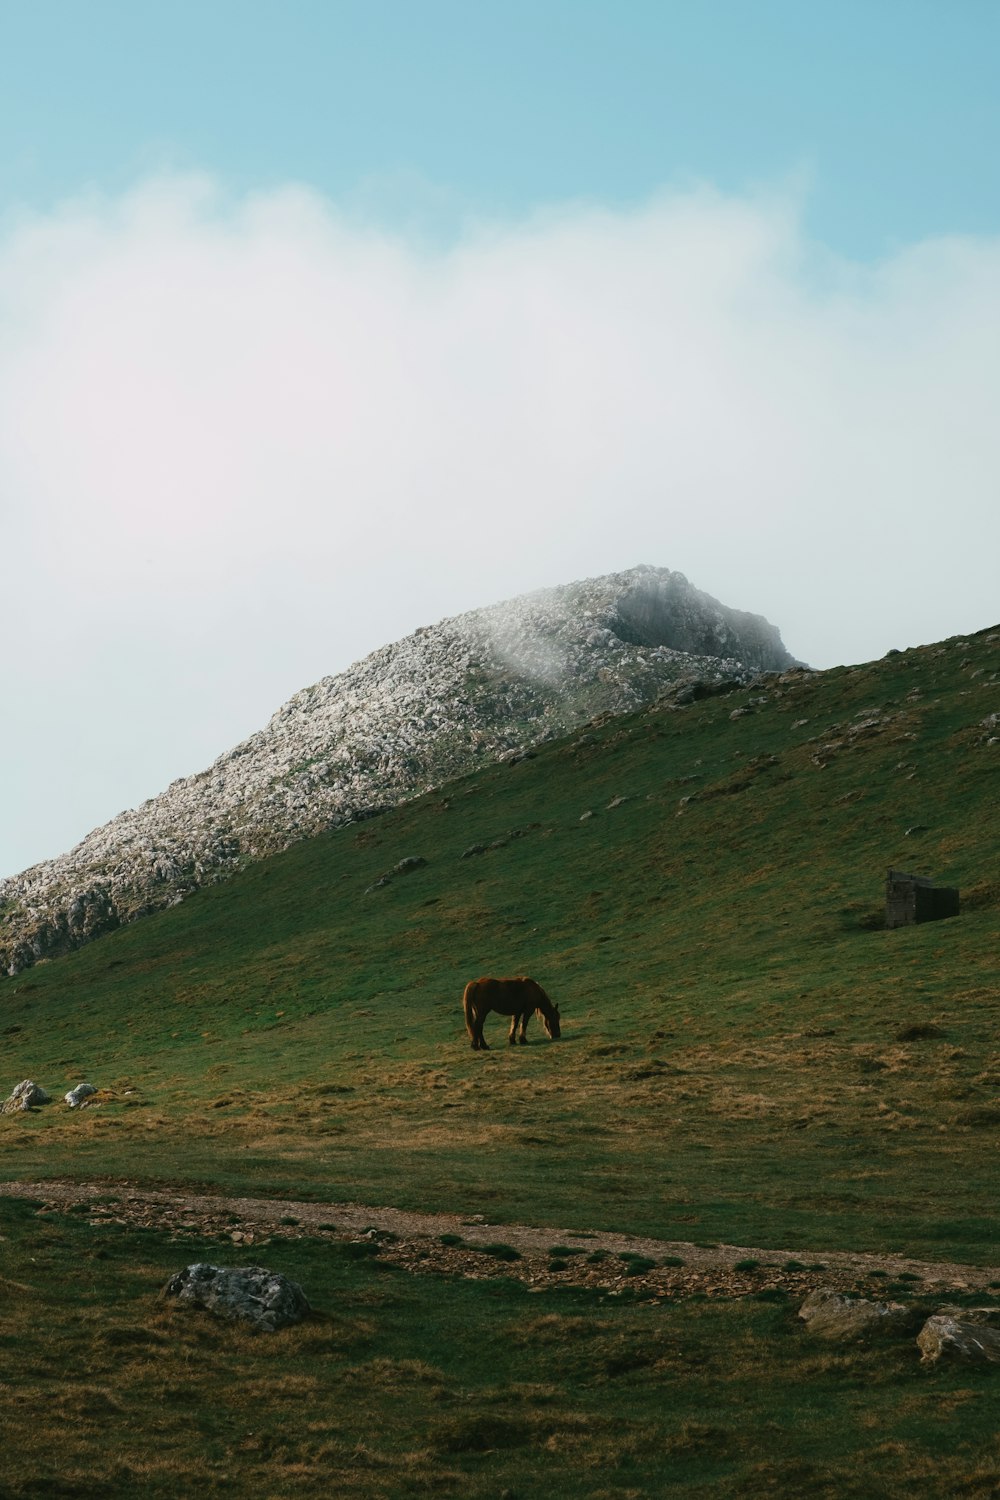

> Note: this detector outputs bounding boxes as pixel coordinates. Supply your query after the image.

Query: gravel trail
[2,1178,996,1300]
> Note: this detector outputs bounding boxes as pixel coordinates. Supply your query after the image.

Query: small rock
[672,683,700,706]
[366,857,427,892]
[1,1080,52,1114]
[162,1264,310,1332]
[606,796,628,809]
[918,1315,1000,1365]
[730,707,753,719]
[798,1287,917,1342]
[65,1083,97,1108]
[579,811,594,821]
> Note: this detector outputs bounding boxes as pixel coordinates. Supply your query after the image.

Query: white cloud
[1,175,998,873]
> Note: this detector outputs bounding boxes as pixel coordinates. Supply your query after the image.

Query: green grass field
[3,625,998,1260]
[3,1195,1000,1499]
[2,624,999,1495]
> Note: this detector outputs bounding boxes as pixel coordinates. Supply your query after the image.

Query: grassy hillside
[2,626,998,1262]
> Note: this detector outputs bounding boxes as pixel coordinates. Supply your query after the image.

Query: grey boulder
[65,1082,97,1108]
[1,1080,52,1114]
[163,1263,310,1332]
[798,1287,917,1342]
[918,1315,1000,1365]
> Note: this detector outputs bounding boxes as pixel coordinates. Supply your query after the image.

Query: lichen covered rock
[64,1083,97,1108]
[162,1263,310,1332]
[0,1080,51,1114]
[798,1287,917,1342]
[918,1315,1000,1365]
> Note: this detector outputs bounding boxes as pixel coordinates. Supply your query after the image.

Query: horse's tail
[462,982,479,1044]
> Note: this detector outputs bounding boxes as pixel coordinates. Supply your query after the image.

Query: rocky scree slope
[0,565,797,974]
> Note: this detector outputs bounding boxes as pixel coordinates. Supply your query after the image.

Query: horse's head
[540,1004,561,1040]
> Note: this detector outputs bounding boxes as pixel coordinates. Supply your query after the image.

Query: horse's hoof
[517,1036,527,1045]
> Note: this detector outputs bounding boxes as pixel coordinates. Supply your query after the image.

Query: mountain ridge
[0,564,797,974]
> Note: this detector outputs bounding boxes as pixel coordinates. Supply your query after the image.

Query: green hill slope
[2,627,998,1262]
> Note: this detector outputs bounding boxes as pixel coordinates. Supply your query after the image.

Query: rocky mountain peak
[0,565,798,974]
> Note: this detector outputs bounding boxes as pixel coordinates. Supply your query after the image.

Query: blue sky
[4,0,998,258]
[2,1,999,878]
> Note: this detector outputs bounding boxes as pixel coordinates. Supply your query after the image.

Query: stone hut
[885,869,960,929]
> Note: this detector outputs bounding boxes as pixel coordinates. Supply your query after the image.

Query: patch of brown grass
[506,1313,611,1344]
[340,1357,450,1391]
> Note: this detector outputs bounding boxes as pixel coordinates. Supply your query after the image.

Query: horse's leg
[517,1010,529,1044]
[508,1012,519,1045]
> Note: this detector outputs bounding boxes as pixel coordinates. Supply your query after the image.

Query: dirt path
[2,1178,996,1300]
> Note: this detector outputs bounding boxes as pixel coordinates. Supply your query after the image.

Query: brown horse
[462,976,561,1051]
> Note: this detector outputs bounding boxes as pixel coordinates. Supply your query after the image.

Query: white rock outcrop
[0,1080,51,1113]
[0,565,797,974]
[65,1083,98,1108]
